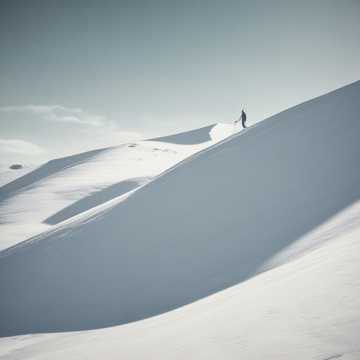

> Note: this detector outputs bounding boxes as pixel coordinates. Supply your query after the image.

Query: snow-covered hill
[0,123,233,250]
[0,81,359,359]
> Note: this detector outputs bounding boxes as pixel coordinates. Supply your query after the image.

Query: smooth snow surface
[0,123,233,250]
[0,81,359,359]
[1,210,359,359]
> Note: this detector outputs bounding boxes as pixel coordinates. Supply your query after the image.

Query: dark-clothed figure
[241,109,247,128]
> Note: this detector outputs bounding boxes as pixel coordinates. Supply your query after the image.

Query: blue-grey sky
[0,0,359,163]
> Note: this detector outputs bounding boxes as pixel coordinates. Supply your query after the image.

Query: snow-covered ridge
[149,123,234,144]
[1,81,359,339]
[0,123,234,250]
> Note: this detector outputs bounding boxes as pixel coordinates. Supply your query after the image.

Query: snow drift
[0,81,360,337]
[0,123,232,250]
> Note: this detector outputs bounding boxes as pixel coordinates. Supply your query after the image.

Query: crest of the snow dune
[148,123,234,145]
[0,123,234,250]
[0,81,359,338]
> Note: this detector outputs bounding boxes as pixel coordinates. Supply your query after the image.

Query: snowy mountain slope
[1,203,359,359]
[0,81,359,338]
[0,123,233,250]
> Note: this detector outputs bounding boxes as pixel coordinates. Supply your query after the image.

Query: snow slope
[0,164,37,188]
[1,81,359,338]
[1,204,359,359]
[0,123,233,250]
[0,81,359,359]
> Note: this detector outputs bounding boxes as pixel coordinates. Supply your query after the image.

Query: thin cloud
[0,105,144,159]
[0,139,46,155]
[0,105,106,127]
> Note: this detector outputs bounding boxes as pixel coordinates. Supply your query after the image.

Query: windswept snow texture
[0,123,233,250]
[0,81,359,339]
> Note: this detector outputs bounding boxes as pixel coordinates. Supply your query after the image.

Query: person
[241,109,247,128]
[233,109,247,131]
